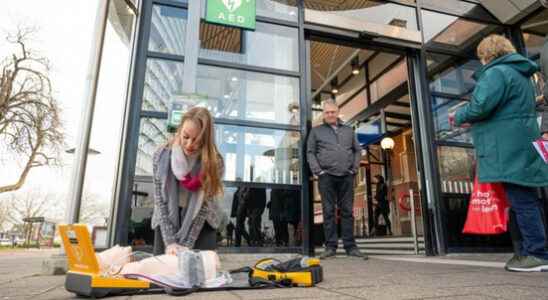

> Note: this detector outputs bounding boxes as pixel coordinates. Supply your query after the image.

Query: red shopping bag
[462,177,509,235]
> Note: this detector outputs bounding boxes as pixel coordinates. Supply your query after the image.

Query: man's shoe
[346,248,367,259]
[319,248,336,259]
[506,255,548,272]
[504,254,523,271]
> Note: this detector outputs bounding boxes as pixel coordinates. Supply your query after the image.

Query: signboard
[206,0,256,30]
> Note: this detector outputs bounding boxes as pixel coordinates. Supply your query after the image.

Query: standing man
[307,100,365,259]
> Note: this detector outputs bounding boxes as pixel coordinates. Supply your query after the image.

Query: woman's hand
[165,243,188,256]
[543,133,548,140]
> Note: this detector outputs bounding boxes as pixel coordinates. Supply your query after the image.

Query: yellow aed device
[249,257,323,287]
[59,224,150,298]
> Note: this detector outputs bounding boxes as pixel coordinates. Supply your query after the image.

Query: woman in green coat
[449,35,548,272]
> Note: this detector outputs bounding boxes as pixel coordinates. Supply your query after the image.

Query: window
[427,53,480,97]
[432,97,472,144]
[135,121,301,184]
[136,118,171,176]
[148,5,188,56]
[304,0,418,31]
[142,59,184,112]
[195,65,300,125]
[437,146,475,194]
[200,22,299,72]
[257,0,298,22]
[217,125,301,184]
[421,10,500,53]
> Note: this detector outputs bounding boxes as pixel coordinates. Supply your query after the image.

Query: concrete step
[315,248,422,255]
[355,237,425,244]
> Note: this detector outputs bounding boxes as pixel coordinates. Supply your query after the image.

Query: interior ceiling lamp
[331,77,339,94]
[351,56,360,75]
[380,137,395,150]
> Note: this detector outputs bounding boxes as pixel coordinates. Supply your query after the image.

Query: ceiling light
[351,56,360,75]
[223,94,230,99]
[331,77,339,94]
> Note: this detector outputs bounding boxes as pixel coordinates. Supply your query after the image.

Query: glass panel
[128,177,155,249]
[419,0,496,23]
[148,5,187,56]
[431,97,472,143]
[368,53,401,81]
[421,9,500,53]
[142,59,184,112]
[257,0,298,22]
[222,186,302,247]
[200,22,299,71]
[339,90,367,122]
[136,118,171,176]
[305,0,418,30]
[136,121,301,184]
[370,61,408,103]
[427,53,481,97]
[523,32,546,59]
[81,1,136,227]
[193,65,300,125]
[437,146,475,195]
[521,8,548,37]
[218,125,301,184]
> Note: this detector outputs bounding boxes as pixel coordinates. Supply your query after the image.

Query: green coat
[455,53,548,187]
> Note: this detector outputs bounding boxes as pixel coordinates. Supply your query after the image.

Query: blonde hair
[169,107,224,198]
[476,34,516,64]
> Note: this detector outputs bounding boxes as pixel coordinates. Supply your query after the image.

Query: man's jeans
[319,174,357,251]
[504,183,548,260]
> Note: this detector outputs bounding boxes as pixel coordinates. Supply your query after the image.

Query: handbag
[462,177,510,235]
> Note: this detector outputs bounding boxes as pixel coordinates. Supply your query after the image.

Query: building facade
[104,0,548,255]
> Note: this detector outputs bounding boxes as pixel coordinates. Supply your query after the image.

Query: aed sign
[206,0,256,30]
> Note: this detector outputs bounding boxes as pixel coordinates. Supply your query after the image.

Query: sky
[0,1,132,225]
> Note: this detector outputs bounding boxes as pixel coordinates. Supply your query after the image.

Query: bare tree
[0,26,63,194]
[5,190,56,225]
[0,200,9,232]
[80,193,110,226]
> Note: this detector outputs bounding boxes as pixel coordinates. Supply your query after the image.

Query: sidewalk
[1,250,547,300]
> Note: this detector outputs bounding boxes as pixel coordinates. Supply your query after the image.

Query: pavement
[1,249,547,300]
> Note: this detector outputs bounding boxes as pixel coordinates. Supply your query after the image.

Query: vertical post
[182,0,202,93]
[409,189,419,255]
[66,0,110,224]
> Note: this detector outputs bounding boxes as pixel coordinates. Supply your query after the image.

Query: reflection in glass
[257,0,298,22]
[135,121,301,184]
[370,61,408,103]
[217,125,301,184]
[194,65,300,125]
[148,5,187,56]
[136,118,171,176]
[128,178,155,248]
[427,53,481,97]
[421,10,499,52]
[437,146,475,194]
[523,32,546,59]
[432,97,472,144]
[221,186,302,248]
[304,0,418,30]
[200,22,299,71]
[142,59,184,112]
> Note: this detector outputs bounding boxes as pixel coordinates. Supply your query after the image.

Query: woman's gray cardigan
[150,146,223,248]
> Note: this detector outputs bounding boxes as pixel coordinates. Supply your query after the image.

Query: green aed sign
[206,0,256,30]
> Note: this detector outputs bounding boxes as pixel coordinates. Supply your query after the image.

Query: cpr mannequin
[95,245,223,287]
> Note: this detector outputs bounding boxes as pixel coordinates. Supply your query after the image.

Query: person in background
[225,221,235,247]
[449,34,548,272]
[151,107,224,255]
[231,184,250,247]
[372,175,392,236]
[307,99,365,259]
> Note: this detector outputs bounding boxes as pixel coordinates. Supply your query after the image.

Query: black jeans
[247,209,264,246]
[318,174,357,251]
